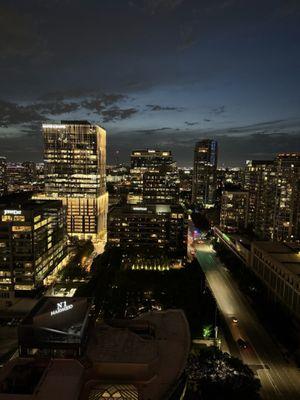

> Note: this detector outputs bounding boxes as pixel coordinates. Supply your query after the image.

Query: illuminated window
[14,215,25,222]
[2,215,13,222]
[88,384,138,400]
[12,226,31,232]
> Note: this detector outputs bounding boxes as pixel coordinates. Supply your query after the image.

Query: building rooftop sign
[4,209,22,215]
[132,207,148,211]
[50,301,73,316]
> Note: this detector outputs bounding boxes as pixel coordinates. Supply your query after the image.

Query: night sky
[0,0,300,166]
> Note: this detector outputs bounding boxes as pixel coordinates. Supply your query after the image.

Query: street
[195,241,300,400]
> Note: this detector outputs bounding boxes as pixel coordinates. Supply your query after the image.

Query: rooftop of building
[0,193,63,212]
[246,159,274,165]
[19,297,91,345]
[42,121,105,130]
[60,120,91,125]
[252,241,300,277]
[0,309,190,400]
[276,152,300,158]
[85,310,190,399]
[109,203,185,216]
[229,233,252,250]
[0,358,84,400]
[131,149,172,156]
[214,227,254,251]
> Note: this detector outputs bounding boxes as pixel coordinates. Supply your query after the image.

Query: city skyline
[1,3,300,399]
[0,1,300,166]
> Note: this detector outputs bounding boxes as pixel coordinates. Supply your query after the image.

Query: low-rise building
[213,227,252,265]
[251,241,300,320]
[0,309,190,400]
[0,358,84,400]
[214,227,300,320]
[18,296,92,358]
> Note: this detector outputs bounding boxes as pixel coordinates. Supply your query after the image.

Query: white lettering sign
[50,301,73,316]
[132,207,147,211]
[4,210,22,216]
[42,124,66,129]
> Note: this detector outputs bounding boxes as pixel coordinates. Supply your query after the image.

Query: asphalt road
[195,241,300,400]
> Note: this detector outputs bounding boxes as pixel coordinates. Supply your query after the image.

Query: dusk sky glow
[1,0,300,166]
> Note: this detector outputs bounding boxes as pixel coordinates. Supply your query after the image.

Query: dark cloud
[0,92,134,128]
[82,94,127,113]
[0,0,299,165]
[138,127,173,135]
[147,104,184,112]
[39,89,91,102]
[185,121,199,126]
[32,102,80,115]
[1,118,300,166]
[215,132,300,166]
[211,105,226,115]
[0,100,44,127]
[106,118,300,166]
[101,107,138,123]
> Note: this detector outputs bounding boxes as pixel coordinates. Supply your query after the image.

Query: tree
[59,262,88,281]
[185,347,261,400]
[202,325,213,339]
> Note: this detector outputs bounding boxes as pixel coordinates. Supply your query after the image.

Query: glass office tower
[244,154,300,242]
[43,121,108,244]
[192,140,218,206]
[0,156,7,196]
[129,149,178,204]
[0,195,68,295]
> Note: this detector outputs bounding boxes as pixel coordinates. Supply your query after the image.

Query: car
[232,317,238,324]
[237,338,248,349]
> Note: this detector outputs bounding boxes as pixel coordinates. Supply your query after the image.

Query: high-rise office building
[178,167,193,205]
[220,190,249,232]
[244,153,300,242]
[217,167,244,190]
[5,161,43,194]
[129,149,178,204]
[192,140,218,206]
[0,194,68,299]
[273,153,300,242]
[0,156,7,196]
[43,121,108,244]
[106,164,130,205]
[142,165,179,204]
[108,204,187,268]
[244,160,276,239]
